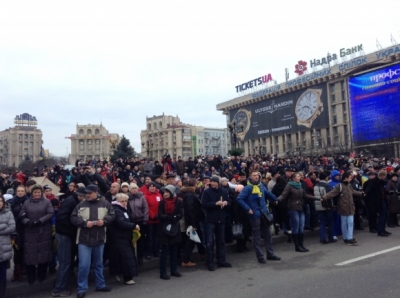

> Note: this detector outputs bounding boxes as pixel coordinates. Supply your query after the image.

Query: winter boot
[292,234,307,252]
[298,233,309,252]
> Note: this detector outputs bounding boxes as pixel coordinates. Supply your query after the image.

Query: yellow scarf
[248,181,262,197]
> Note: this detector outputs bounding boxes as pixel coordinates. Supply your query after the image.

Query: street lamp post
[311,132,321,155]
[227,120,244,149]
[295,144,306,157]
[142,140,153,158]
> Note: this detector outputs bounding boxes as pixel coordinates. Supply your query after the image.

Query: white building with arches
[67,124,119,163]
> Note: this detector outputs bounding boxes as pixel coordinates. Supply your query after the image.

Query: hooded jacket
[329,170,341,188]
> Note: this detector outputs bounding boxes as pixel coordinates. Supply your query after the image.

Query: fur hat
[121,182,129,189]
[129,183,138,191]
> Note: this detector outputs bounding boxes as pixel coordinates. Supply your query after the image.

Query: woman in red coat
[143,182,162,260]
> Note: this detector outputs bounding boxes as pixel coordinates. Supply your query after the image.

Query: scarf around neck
[165,198,177,214]
[288,181,302,189]
[247,181,262,197]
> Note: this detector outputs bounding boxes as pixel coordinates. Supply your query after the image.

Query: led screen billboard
[228,83,329,141]
[349,63,400,145]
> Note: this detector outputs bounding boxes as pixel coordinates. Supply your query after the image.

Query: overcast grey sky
[1,0,399,157]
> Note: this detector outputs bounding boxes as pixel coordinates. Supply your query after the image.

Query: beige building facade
[217,43,400,157]
[140,114,229,160]
[67,124,119,163]
[0,113,43,167]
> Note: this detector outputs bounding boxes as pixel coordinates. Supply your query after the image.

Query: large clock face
[233,111,249,134]
[295,90,318,121]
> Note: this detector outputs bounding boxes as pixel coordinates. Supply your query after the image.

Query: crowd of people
[0,152,399,298]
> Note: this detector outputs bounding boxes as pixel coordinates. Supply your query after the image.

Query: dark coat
[180,186,201,228]
[20,197,54,265]
[386,180,400,213]
[158,199,183,245]
[201,187,231,223]
[108,204,138,278]
[364,177,386,209]
[55,193,80,239]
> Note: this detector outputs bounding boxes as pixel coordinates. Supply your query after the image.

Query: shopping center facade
[217,43,400,157]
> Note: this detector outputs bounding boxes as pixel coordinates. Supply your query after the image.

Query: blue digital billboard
[349,63,400,144]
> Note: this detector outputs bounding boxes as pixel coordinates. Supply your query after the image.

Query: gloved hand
[33,220,41,227]
[166,215,174,221]
[26,220,35,227]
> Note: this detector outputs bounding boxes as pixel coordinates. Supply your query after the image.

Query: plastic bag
[132,229,141,247]
[186,226,201,243]
[232,223,244,239]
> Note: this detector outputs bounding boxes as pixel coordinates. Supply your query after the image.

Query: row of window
[78,129,100,136]
[18,134,35,140]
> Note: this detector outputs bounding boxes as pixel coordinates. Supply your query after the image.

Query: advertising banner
[349,63,400,145]
[229,83,329,141]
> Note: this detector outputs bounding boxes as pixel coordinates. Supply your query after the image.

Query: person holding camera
[19,184,54,284]
[70,184,115,298]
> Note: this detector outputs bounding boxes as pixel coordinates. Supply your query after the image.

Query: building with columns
[217,43,400,157]
[140,114,229,160]
[67,124,119,163]
[0,113,43,168]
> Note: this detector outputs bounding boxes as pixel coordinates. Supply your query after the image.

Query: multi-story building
[140,114,229,160]
[0,113,43,167]
[67,124,119,163]
[217,43,400,157]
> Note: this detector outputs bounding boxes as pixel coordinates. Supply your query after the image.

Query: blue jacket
[329,170,341,189]
[237,183,278,219]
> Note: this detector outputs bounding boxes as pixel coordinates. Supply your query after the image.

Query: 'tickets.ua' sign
[235,74,273,93]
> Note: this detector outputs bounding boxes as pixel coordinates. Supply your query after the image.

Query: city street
[8,227,400,298]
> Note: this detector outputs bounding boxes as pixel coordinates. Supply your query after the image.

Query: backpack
[332,183,343,207]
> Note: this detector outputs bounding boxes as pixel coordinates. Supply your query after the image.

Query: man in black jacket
[52,187,86,297]
[202,176,232,271]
